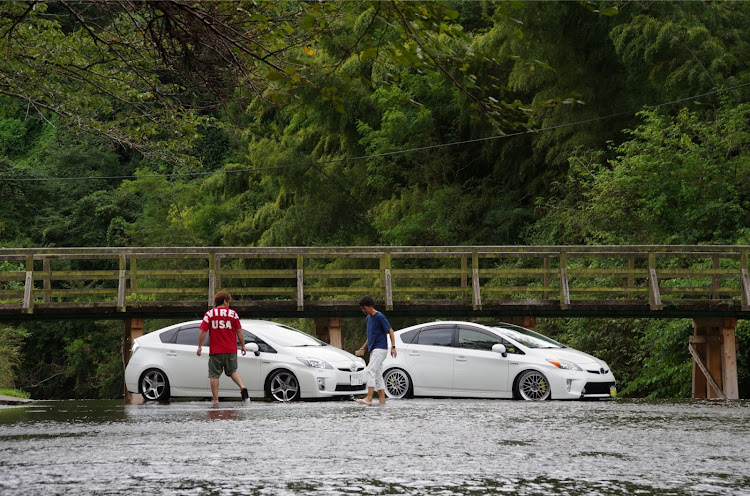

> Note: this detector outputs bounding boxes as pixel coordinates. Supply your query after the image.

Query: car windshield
[257,324,327,348]
[490,325,564,349]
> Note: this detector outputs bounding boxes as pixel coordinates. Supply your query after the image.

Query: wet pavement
[0,398,748,495]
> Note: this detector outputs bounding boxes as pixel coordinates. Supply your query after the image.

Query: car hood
[290,346,363,367]
[542,347,607,367]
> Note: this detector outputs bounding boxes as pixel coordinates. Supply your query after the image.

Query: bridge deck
[1,245,749,320]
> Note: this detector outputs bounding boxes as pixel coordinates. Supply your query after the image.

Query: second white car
[382,321,616,401]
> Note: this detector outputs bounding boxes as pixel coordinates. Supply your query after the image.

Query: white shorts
[366,348,387,390]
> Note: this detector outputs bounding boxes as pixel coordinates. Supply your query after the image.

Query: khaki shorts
[208,353,238,379]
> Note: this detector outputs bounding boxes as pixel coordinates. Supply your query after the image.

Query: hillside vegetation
[0,1,748,398]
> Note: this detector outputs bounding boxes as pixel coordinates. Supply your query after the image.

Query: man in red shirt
[197,291,249,406]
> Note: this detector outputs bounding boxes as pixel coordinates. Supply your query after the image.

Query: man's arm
[197,330,207,356]
[236,327,246,356]
[388,328,397,357]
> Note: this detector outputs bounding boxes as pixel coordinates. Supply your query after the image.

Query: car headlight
[297,357,333,370]
[546,359,582,371]
[130,340,140,358]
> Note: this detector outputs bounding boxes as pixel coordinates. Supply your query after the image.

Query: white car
[382,321,616,401]
[125,320,367,402]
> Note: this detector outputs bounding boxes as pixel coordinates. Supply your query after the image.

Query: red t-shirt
[199,307,242,355]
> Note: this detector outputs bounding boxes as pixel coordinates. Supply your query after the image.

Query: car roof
[395,321,523,332]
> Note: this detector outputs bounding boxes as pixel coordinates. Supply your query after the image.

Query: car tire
[266,369,300,402]
[384,368,413,399]
[139,368,171,401]
[514,370,551,401]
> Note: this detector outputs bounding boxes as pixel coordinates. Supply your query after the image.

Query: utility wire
[6,80,750,183]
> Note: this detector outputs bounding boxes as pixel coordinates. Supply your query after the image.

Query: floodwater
[0,399,748,496]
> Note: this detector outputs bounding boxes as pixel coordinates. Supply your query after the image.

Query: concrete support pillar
[314,317,343,349]
[504,316,536,330]
[123,318,144,402]
[691,317,739,400]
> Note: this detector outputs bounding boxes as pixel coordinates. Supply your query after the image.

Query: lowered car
[125,320,367,402]
[382,321,616,401]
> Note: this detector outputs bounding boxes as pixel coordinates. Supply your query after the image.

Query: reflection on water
[0,399,748,495]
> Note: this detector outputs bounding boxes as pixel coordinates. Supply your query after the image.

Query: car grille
[337,366,365,372]
[582,382,615,395]
[335,384,367,392]
[587,368,609,374]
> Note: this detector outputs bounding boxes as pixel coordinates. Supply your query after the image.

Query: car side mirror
[246,342,260,356]
[492,343,507,357]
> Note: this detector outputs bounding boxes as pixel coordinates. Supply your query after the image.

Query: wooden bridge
[0,245,744,399]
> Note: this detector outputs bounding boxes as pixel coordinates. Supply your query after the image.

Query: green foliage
[17,321,123,399]
[619,320,694,398]
[2,2,750,398]
[0,388,30,399]
[531,101,750,245]
[0,324,29,390]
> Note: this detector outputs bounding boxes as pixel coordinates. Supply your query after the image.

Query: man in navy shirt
[356,295,397,405]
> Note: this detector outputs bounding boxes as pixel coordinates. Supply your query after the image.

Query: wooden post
[559,251,570,310]
[627,257,634,298]
[691,317,739,400]
[43,258,51,304]
[384,251,393,311]
[471,250,481,310]
[712,256,720,299]
[118,254,126,312]
[23,254,34,314]
[123,318,144,403]
[461,256,468,289]
[314,316,343,349]
[297,255,304,311]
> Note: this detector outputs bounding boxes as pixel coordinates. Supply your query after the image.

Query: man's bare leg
[210,378,220,406]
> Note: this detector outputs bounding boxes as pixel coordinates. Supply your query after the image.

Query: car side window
[159,328,179,343]
[175,326,209,346]
[400,329,420,344]
[242,331,276,353]
[458,327,501,351]
[415,327,454,346]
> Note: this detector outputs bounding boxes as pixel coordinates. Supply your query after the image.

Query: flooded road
[0,398,748,495]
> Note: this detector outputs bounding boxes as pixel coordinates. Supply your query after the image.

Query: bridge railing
[1,246,749,316]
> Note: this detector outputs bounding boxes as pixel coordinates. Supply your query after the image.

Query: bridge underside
[4,299,750,321]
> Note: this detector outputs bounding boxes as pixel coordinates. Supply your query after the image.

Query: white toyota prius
[125,320,367,402]
[382,321,617,401]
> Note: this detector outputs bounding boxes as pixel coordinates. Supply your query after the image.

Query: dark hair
[359,295,375,307]
[214,291,231,307]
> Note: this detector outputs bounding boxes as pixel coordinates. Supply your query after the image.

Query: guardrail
[1,246,750,319]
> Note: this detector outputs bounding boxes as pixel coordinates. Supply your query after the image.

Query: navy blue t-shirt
[366,311,392,351]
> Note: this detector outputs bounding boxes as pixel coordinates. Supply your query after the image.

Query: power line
[6,81,750,183]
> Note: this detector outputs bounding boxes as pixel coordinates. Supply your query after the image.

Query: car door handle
[408,352,420,357]
[455,357,468,362]
[166,352,177,357]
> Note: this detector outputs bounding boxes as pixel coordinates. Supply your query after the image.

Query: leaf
[597,7,619,16]
[360,47,378,62]
[300,15,316,30]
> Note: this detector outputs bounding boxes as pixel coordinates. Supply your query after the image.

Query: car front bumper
[548,370,617,400]
[297,367,367,399]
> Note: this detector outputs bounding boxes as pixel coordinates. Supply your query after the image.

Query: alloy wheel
[269,371,300,402]
[518,370,551,401]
